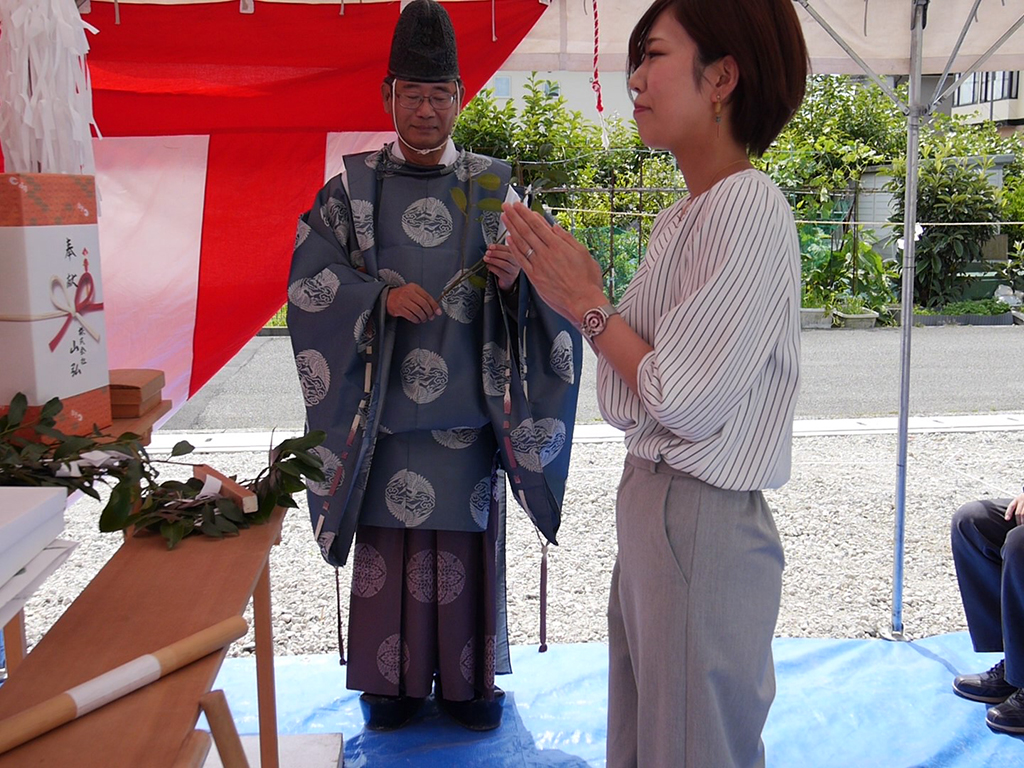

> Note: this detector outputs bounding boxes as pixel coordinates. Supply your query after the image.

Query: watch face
[581,307,606,339]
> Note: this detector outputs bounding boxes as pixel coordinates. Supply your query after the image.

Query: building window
[954,71,1020,106]
[493,76,511,98]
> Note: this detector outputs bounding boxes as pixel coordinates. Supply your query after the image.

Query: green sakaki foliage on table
[0,391,326,550]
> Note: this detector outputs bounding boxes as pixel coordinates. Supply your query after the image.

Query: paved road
[164,324,1024,431]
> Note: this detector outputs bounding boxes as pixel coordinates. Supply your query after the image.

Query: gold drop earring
[714,94,722,137]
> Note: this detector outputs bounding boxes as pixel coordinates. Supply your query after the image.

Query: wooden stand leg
[2,610,27,676]
[254,560,279,768]
[200,690,249,768]
[171,729,213,768]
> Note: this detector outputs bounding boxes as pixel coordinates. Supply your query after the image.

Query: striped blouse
[596,169,801,490]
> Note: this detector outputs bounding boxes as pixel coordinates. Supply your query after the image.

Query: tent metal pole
[933,11,1024,108]
[892,0,928,639]
[932,0,984,107]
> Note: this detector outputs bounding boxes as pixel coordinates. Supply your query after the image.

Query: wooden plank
[105,399,173,443]
[254,563,279,768]
[193,465,258,514]
[0,507,286,767]
[172,730,213,768]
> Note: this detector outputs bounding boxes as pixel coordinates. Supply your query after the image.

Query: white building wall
[485,69,634,126]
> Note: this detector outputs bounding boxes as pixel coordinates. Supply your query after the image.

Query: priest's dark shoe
[953,659,1017,703]
[359,693,424,730]
[437,687,506,731]
[987,689,1024,734]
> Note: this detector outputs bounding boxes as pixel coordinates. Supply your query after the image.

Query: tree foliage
[453,73,1021,309]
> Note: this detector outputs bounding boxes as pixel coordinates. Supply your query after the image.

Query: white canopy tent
[795,0,1024,637]
[509,0,1024,635]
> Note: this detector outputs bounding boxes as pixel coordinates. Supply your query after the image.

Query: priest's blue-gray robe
[287,144,581,694]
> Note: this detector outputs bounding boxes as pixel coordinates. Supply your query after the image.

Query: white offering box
[0,487,67,590]
[0,174,112,436]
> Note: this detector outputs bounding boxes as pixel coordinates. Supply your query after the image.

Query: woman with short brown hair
[493,0,809,764]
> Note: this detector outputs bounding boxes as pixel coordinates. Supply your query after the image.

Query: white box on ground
[0,539,78,628]
[203,733,344,768]
[0,487,67,588]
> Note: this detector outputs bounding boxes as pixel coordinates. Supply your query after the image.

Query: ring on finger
[524,247,535,260]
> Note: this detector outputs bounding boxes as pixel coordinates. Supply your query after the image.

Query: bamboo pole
[0,616,247,755]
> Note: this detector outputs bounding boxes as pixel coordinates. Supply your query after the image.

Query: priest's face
[383,79,463,160]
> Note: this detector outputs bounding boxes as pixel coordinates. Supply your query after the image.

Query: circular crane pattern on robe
[295,219,312,249]
[306,445,343,496]
[406,550,437,603]
[384,469,436,527]
[351,199,375,251]
[400,349,449,404]
[296,349,330,407]
[481,342,510,397]
[550,330,575,385]
[377,634,410,685]
[320,196,350,245]
[470,476,490,528]
[377,268,406,288]
[436,551,467,605]
[454,152,493,182]
[510,417,567,473]
[401,197,453,248]
[440,269,483,324]
[353,310,375,353]
[459,635,496,686]
[352,543,387,598]
[288,268,340,314]
[431,427,479,450]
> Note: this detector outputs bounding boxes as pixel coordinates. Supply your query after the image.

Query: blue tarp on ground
[209,633,1024,767]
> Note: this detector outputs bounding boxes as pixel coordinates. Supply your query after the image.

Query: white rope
[544,206,1022,230]
[0,0,98,174]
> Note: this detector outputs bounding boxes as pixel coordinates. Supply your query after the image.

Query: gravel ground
[17,429,1024,659]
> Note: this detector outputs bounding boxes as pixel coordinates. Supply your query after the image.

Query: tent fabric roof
[503,0,1024,76]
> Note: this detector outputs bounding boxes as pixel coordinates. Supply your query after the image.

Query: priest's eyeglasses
[394,91,458,111]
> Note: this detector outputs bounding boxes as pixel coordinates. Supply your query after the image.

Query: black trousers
[951,498,1024,687]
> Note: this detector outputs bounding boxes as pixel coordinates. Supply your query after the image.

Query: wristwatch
[580,303,618,340]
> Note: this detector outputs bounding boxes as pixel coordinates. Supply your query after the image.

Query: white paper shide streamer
[0,0,99,174]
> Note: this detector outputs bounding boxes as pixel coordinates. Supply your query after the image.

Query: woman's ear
[712,55,741,101]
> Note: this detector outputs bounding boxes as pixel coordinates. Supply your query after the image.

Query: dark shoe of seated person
[953,659,1017,703]
[435,680,506,731]
[987,688,1024,734]
[359,692,425,731]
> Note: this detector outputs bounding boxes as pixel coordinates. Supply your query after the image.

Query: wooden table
[2,401,177,674]
[0,507,285,767]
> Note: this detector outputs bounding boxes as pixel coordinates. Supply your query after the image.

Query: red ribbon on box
[48,272,104,352]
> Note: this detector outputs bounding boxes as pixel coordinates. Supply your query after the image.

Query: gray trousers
[607,456,784,768]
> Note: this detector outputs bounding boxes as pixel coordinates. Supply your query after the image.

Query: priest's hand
[386,284,442,323]
[483,244,521,292]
